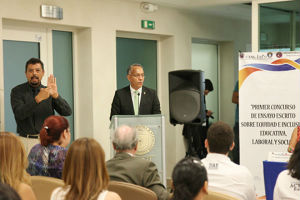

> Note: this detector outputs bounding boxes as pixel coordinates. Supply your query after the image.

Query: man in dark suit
[106,125,169,200]
[110,63,161,120]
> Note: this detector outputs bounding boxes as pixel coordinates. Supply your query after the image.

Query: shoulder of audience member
[106,191,121,200]
[234,165,255,180]
[17,182,37,200]
[133,156,152,164]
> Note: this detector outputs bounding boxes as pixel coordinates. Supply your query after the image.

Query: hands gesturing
[35,74,59,104]
[206,110,213,117]
[47,74,59,99]
[35,88,50,103]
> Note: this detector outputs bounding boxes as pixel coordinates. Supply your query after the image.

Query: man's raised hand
[47,74,59,99]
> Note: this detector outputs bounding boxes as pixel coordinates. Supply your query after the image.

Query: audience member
[0,132,36,200]
[106,125,169,200]
[201,121,256,200]
[274,140,300,200]
[0,183,21,200]
[171,157,208,200]
[27,115,70,178]
[50,138,120,200]
[288,126,300,153]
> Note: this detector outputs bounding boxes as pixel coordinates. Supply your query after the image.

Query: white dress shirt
[51,187,108,200]
[273,170,300,200]
[130,86,142,107]
[201,153,256,200]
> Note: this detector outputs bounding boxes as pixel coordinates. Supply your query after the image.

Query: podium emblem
[135,125,155,155]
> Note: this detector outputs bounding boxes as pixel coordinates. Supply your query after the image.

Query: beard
[29,76,41,87]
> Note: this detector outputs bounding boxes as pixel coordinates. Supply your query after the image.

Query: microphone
[137,92,140,115]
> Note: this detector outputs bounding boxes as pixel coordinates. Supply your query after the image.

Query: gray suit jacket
[110,85,161,120]
[106,152,169,200]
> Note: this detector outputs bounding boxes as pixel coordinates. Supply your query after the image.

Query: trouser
[183,124,208,159]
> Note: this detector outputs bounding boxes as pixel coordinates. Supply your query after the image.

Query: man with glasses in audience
[110,63,161,120]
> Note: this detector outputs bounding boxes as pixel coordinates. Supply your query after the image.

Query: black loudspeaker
[168,70,206,125]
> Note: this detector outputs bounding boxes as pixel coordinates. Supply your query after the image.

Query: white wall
[0,0,251,178]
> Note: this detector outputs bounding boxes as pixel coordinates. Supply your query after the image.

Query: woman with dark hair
[171,157,208,200]
[50,138,120,200]
[27,115,71,178]
[274,141,300,199]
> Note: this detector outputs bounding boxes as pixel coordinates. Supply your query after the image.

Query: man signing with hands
[11,58,72,153]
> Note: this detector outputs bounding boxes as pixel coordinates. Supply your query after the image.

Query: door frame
[0,19,78,139]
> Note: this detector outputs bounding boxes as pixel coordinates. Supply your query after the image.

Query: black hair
[287,141,300,180]
[25,57,44,72]
[207,121,234,154]
[205,79,214,92]
[127,63,143,75]
[171,157,207,200]
[0,183,21,200]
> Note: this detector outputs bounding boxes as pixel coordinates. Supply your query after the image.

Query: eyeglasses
[130,74,145,78]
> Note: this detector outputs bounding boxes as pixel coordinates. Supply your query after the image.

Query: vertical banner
[239,51,300,195]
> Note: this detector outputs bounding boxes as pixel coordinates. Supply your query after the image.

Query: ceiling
[128,0,299,22]
[130,0,252,8]
[129,0,253,20]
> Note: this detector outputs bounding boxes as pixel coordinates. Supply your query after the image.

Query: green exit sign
[141,20,155,30]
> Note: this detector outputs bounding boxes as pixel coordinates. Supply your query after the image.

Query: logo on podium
[135,125,155,155]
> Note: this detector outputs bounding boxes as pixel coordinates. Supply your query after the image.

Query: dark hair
[127,63,143,75]
[287,141,300,180]
[207,121,234,154]
[40,115,69,146]
[0,183,21,200]
[205,79,214,92]
[25,58,44,72]
[171,157,207,200]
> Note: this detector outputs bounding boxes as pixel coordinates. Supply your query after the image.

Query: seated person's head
[0,132,30,190]
[205,121,234,154]
[112,125,138,152]
[40,115,70,147]
[0,183,21,200]
[287,140,300,180]
[171,157,208,200]
[62,138,109,199]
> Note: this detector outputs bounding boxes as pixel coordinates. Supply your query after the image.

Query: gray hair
[112,125,138,151]
[127,63,143,75]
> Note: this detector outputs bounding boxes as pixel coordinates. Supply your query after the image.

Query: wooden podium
[110,114,166,186]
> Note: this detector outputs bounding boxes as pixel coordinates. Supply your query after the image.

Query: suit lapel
[139,86,148,114]
[125,86,135,115]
